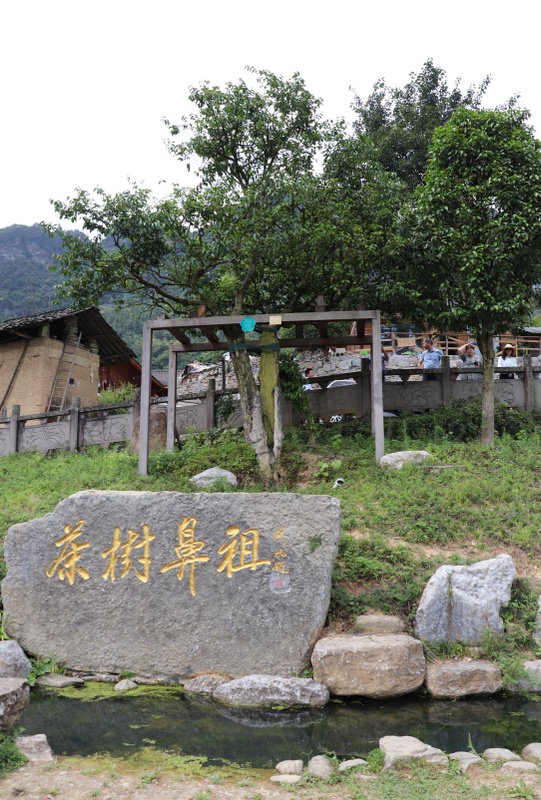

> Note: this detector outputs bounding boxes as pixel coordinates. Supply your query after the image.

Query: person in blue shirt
[418,338,444,381]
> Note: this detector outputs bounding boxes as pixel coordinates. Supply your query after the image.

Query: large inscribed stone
[2,491,340,679]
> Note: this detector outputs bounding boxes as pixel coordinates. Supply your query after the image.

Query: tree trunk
[228,329,283,486]
[478,333,495,446]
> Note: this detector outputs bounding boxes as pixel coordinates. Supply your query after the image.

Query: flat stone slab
[35,674,84,688]
[414,554,516,644]
[502,760,538,774]
[425,660,502,697]
[484,747,521,762]
[213,675,329,707]
[16,734,54,763]
[275,760,303,775]
[0,641,31,678]
[312,634,425,698]
[449,752,483,772]
[522,743,541,760]
[338,758,368,772]
[355,615,405,633]
[183,675,230,695]
[270,774,301,783]
[379,735,448,771]
[0,678,29,729]
[2,491,340,678]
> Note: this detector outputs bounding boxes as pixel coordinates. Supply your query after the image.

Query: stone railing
[1,356,539,457]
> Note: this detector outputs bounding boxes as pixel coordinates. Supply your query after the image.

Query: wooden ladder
[47,330,82,412]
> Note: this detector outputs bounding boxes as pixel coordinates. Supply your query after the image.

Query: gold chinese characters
[47,518,285,593]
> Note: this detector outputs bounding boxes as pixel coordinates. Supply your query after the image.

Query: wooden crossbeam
[171,335,371,353]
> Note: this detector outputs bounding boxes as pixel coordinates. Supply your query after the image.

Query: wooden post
[167,347,177,451]
[138,322,153,476]
[69,396,80,451]
[524,353,535,411]
[361,358,370,419]
[441,356,451,406]
[8,405,20,454]
[78,411,86,452]
[205,379,216,431]
[371,312,384,462]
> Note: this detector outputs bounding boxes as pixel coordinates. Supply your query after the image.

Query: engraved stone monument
[3,491,340,678]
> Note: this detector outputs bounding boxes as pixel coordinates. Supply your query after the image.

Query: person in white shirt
[496,343,518,379]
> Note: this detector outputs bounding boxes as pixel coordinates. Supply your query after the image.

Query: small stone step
[35,674,84,688]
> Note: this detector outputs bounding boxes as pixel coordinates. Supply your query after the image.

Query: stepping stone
[379,735,448,771]
[449,751,483,772]
[502,760,538,774]
[35,674,84,688]
[270,775,301,783]
[114,678,138,692]
[355,615,405,633]
[307,755,333,778]
[275,760,303,775]
[522,743,541,760]
[16,734,54,763]
[483,748,521,762]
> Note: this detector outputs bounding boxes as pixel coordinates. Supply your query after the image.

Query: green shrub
[98,383,137,405]
[0,730,28,776]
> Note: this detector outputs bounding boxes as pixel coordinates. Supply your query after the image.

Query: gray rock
[355,614,405,633]
[379,450,430,469]
[35,674,84,688]
[379,735,448,771]
[425,660,502,697]
[307,755,333,777]
[483,747,520,762]
[81,673,118,683]
[522,743,541,760]
[183,675,230,695]
[311,634,425,698]
[2,491,340,678]
[270,774,302,783]
[190,467,238,489]
[275,759,303,775]
[502,760,537,774]
[114,678,138,692]
[213,675,329,708]
[414,554,516,643]
[0,641,32,678]
[505,660,541,693]
[0,678,29,729]
[449,751,483,772]
[338,758,368,772]
[16,734,54,763]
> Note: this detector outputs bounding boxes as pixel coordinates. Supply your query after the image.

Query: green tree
[353,59,499,192]
[385,108,541,444]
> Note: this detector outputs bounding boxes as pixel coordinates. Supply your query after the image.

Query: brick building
[0,307,136,416]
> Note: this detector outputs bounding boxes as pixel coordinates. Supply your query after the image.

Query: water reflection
[18,691,541,767]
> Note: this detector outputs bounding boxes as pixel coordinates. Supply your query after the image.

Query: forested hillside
[0,224,178,369]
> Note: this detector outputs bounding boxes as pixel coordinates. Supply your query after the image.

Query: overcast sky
[1,0,538,230]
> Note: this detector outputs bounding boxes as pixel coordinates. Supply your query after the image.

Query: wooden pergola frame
[139,309,384,476]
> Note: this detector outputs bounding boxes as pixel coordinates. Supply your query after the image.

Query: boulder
[275,759,303,775]
[379,450,430,469]
[190,467,237,489]
[16,734,54,763]
[414,554,516,643]
[35,674,84,688]
[483,747,520,762]
[311,634,425,698]
[338,759,368,772]
[183,675,230,695]
[0,641,32,678]
[307,755,333,777]
[379,735,448,771]
[0,678,29,729]
[114,678,138,692]
[213,675,329,708]
[129,407,168,455]
[270,775,301,783]
[425,660,502,697]
[502,760,538,774]
[355,615,405,634]
[2,491,340,678]
[448,751,483,772]
[505,660,541,693]
[522,743,541,760]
